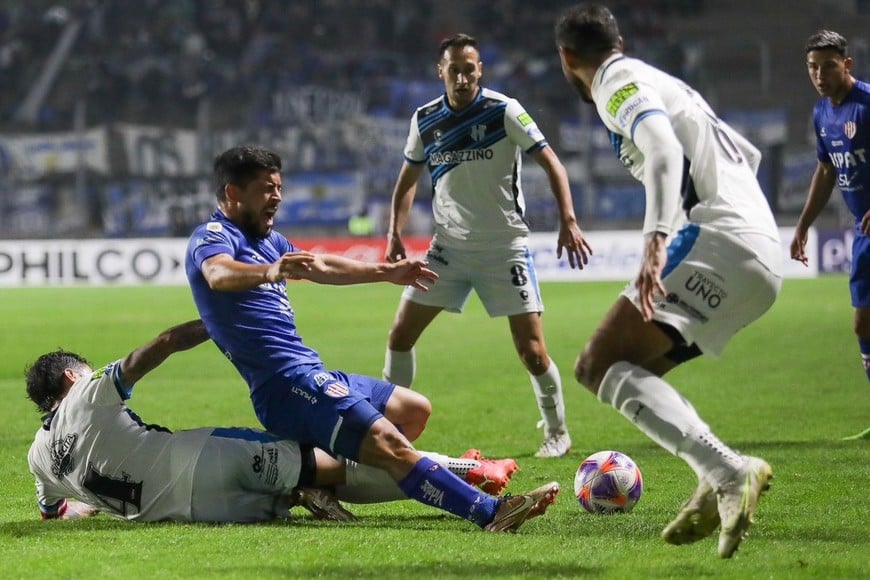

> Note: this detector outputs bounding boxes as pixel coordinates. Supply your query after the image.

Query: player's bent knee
[574,352,602,394]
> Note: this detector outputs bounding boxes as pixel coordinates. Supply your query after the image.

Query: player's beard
[238,207,272,238]
[567,74,594,104]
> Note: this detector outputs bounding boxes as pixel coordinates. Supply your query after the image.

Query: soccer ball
[574,450,643,514]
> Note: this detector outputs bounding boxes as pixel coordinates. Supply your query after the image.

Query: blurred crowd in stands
[0,0,704,131]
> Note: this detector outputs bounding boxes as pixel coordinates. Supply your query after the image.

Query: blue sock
[397,457,499,527]
[859,339,870,382]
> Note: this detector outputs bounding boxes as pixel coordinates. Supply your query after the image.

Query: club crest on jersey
[845,120,857,139]
[324,382,350,398]
[433,129,443,145]
[470,124,487,142]
[50,433,77,478]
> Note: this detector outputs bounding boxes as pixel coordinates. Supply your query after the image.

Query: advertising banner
[0,227,820,287]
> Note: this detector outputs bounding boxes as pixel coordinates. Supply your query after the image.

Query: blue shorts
[252,365,396,461]
[851,233,870,308]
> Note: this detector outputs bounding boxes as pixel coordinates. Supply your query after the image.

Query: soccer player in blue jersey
[556,5,781,557]
[185,145,559,532]
[382,33,592,458]
[792,31,870,386]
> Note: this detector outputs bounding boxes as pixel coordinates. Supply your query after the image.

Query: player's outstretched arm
[119,319,210,386]
[292,254,438,290]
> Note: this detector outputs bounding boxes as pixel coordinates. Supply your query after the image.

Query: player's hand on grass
[61,500,100,520]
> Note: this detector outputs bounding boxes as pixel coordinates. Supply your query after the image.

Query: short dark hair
[438,33,478,59]
[25,350,91,413]
[555,4,621,61]
[806,29,848,57]
[213,145,282,202]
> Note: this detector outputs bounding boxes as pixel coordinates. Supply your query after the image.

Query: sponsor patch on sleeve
[606,83,639,117]
[206,222,223,232]
[517,112,534,127]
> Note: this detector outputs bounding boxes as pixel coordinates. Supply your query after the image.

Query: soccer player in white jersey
[791,31,870,441]
[25,320,526,523]
[555,5,782,557]
[382,33,593,458]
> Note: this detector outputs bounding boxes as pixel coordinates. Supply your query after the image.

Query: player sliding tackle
[183,145,558,532]
[26,319,541,526]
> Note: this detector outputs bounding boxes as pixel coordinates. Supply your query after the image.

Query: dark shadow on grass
[206,562,603,578]
[0,513,554,537]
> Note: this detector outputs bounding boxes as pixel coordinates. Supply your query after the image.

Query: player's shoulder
[851,79,870,104]
[479,87,514,104]
[415,95,446,119]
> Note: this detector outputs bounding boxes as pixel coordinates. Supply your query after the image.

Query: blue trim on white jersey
[524,246,541,305]
[630,109,667,141]
[525,140,548,155]
[662,224,700,279]
[110,361,133,400]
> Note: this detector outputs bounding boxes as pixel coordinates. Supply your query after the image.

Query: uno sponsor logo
[324,382,350,398]
[684,271,727,309]
[606,83,639,116]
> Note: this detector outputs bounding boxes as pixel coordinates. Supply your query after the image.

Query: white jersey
[28,361,211,521]
[591,54,779,242]
[404,87,548,250]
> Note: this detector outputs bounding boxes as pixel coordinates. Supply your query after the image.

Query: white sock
[418,451,480,478]
[335,451,480,504]
[530,358,566,434]
[383,348,415,387]
[598,361,743,488]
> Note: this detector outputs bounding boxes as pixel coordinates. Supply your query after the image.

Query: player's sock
[858,338,870,382]
[529,357,567,434]
[383,348,415,387]
[397,457,499,527]
[599,361,743,489]
[335,452,483,503]
[336,459,408,504]
[418,451,481,478]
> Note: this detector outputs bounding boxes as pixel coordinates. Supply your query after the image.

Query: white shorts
[188,428,303,523]
[622,224,783,357]
[403,238,544,317]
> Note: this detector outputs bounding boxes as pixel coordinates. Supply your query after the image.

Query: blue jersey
[185,210,321,392]
[814,79,870,225]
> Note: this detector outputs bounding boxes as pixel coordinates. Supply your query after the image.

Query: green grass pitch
[0,278,867,578]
